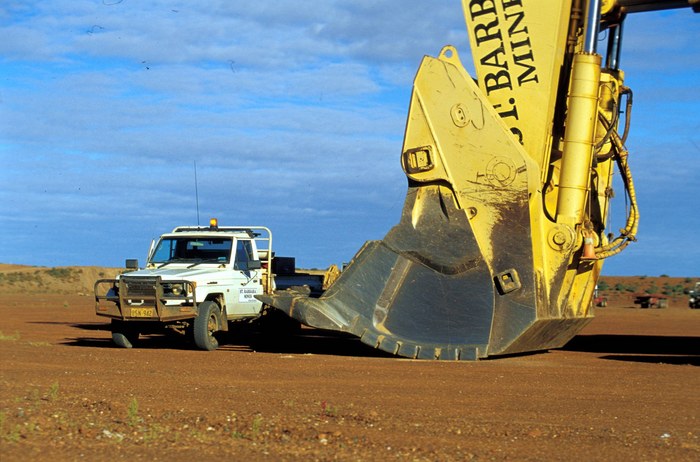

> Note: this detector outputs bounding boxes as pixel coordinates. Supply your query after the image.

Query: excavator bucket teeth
[260,186,496,360]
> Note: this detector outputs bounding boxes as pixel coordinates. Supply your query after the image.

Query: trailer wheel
[111,320,140,348]
[194,301,220,351]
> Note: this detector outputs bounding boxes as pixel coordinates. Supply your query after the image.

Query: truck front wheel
[111,320,140,348]
[194,301,221,351]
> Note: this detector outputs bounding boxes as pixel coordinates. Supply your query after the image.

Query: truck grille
[122,277,158,297]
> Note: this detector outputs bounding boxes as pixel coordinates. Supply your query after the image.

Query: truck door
[227,238,264,316]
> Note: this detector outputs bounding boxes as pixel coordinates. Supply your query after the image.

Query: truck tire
[194,301,221,351]
[111,320,139,348]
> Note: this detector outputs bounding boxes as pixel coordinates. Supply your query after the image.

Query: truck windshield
[150,237,233,265]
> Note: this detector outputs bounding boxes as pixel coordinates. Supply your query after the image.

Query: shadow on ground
[61,321,394,358]
[49,321,700,364]
[564,334,700,366]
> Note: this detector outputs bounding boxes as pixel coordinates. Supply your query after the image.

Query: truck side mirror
[248,260,262,270]
[125,259,139,270]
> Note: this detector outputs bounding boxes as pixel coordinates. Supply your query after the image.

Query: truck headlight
[170,283,183,296]
[163,283,184,296]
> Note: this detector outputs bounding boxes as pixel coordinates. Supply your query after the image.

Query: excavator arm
[259,0,697,359]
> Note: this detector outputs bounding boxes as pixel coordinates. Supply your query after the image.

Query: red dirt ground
[1,288,699,460]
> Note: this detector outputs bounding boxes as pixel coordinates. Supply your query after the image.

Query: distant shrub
[46,268,72,279]
[661,284,684,296]
[597,280,610,291]
[0,272,33,284]
[660,274,669,278]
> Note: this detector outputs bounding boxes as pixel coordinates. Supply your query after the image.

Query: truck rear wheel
[111,320,140,348]
[194,301,221,351]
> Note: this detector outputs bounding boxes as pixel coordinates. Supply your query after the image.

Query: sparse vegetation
[250,414,263,439]
[0,265,122,295]
[596,275,697,305]
[612,282,637,293]
[47,382,59,401]
[46,267,74,279]
[127,397,140,427]
[320,400,338,418]
[661,283,687,296]
[0,383,65,443]
[0,331,20,341]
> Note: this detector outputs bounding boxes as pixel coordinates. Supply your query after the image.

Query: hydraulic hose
[620,86,634,145]
[595,126,639,259]
[595,97,619,151]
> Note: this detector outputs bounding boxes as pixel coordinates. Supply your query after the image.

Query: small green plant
[0,411,21,443]
[251,414,263,439]
[320,400,338,418]
[127,397,140,427]
[48,382,59,400]
[143,423,165,442]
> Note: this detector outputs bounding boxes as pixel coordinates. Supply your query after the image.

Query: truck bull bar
[95,277,198,322]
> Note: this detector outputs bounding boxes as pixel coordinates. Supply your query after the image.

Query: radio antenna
[194,160,200,225]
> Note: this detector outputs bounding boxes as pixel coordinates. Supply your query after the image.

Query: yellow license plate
[130,307,155,318]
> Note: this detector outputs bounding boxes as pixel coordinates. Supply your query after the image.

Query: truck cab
[146,225,266,316]
[95,220,275,350]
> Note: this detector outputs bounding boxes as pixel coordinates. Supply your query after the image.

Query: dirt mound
[0,265,123,296]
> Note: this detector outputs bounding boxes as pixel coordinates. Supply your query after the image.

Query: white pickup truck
[95,219,336,350]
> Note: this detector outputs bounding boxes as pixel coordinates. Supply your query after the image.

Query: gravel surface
[1,294,698,461]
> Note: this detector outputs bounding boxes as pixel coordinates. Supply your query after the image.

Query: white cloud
[0,2,698,274]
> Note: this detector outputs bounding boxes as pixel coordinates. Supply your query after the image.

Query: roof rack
[171,226,262,237]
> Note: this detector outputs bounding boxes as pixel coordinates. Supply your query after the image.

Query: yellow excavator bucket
[259,1,694,359]
[261,46,589,360]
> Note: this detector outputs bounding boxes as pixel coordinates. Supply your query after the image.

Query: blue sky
[1,1,698,276]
